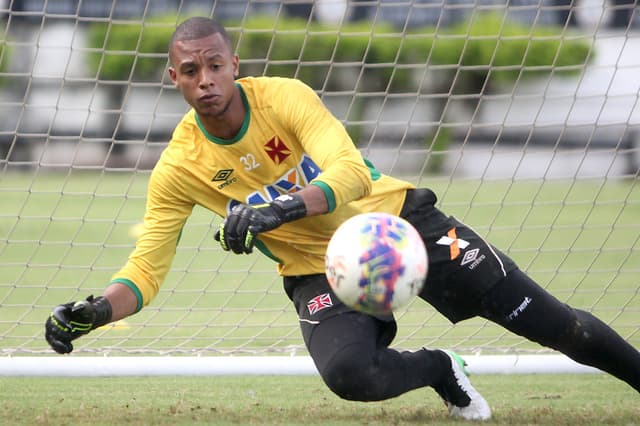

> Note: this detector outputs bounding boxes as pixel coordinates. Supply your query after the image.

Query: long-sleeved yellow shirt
[111,76,413,310]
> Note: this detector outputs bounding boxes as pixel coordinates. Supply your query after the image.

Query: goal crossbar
[0,355,601,377]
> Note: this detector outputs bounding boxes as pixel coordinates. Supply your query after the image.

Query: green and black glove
[44,295,112,354]
[215,194,307,254]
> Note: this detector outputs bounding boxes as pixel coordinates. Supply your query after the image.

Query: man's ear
[168,67,177,85]
[232,55,239,78]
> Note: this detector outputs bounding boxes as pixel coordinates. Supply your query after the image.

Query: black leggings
[285,269,640,401]
[479,268,640,392]
[284,273,451,401]
[307,311,450,401]
[288,188,640,400]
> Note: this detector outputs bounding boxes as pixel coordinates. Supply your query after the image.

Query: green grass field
[0,374,638,425]
[1,171,639,424]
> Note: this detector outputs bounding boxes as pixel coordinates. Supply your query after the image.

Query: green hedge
[86,13,593,88]
[86,16,177,81]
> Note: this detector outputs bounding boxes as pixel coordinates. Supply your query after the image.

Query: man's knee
[555,308,599,351]
[529,305,598,354]
[320,345,382,401]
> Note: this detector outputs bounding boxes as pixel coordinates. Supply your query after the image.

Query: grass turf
[0,374,638,425]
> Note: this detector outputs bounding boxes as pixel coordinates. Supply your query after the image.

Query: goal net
[1,1,639,374]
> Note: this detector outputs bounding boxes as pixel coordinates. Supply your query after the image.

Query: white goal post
[0,355,601,377]
[0,1,639,377]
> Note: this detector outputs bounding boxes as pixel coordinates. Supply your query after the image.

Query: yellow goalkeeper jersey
[111,76,413,309]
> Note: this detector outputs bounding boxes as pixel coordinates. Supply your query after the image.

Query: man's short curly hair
[169,17,232,58]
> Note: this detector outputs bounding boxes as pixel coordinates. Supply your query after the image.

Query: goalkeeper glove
[45,295,112,354]
[215,194,307,254]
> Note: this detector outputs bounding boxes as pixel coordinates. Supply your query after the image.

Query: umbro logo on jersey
[264,136,291,165]
[212,169,233,181]
[212,169,237,189]
[436,227,470,260]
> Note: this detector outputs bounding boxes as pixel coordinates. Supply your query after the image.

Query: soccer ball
[325,212,428,315]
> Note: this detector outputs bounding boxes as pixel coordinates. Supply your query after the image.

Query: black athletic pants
[283,189,640,400]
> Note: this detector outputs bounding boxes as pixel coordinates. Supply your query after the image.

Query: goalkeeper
[46,17,640,421]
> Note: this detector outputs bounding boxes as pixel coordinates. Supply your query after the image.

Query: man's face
[168,32,239,118]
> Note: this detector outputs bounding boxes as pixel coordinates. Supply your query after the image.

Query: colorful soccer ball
[325,212,428,315]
